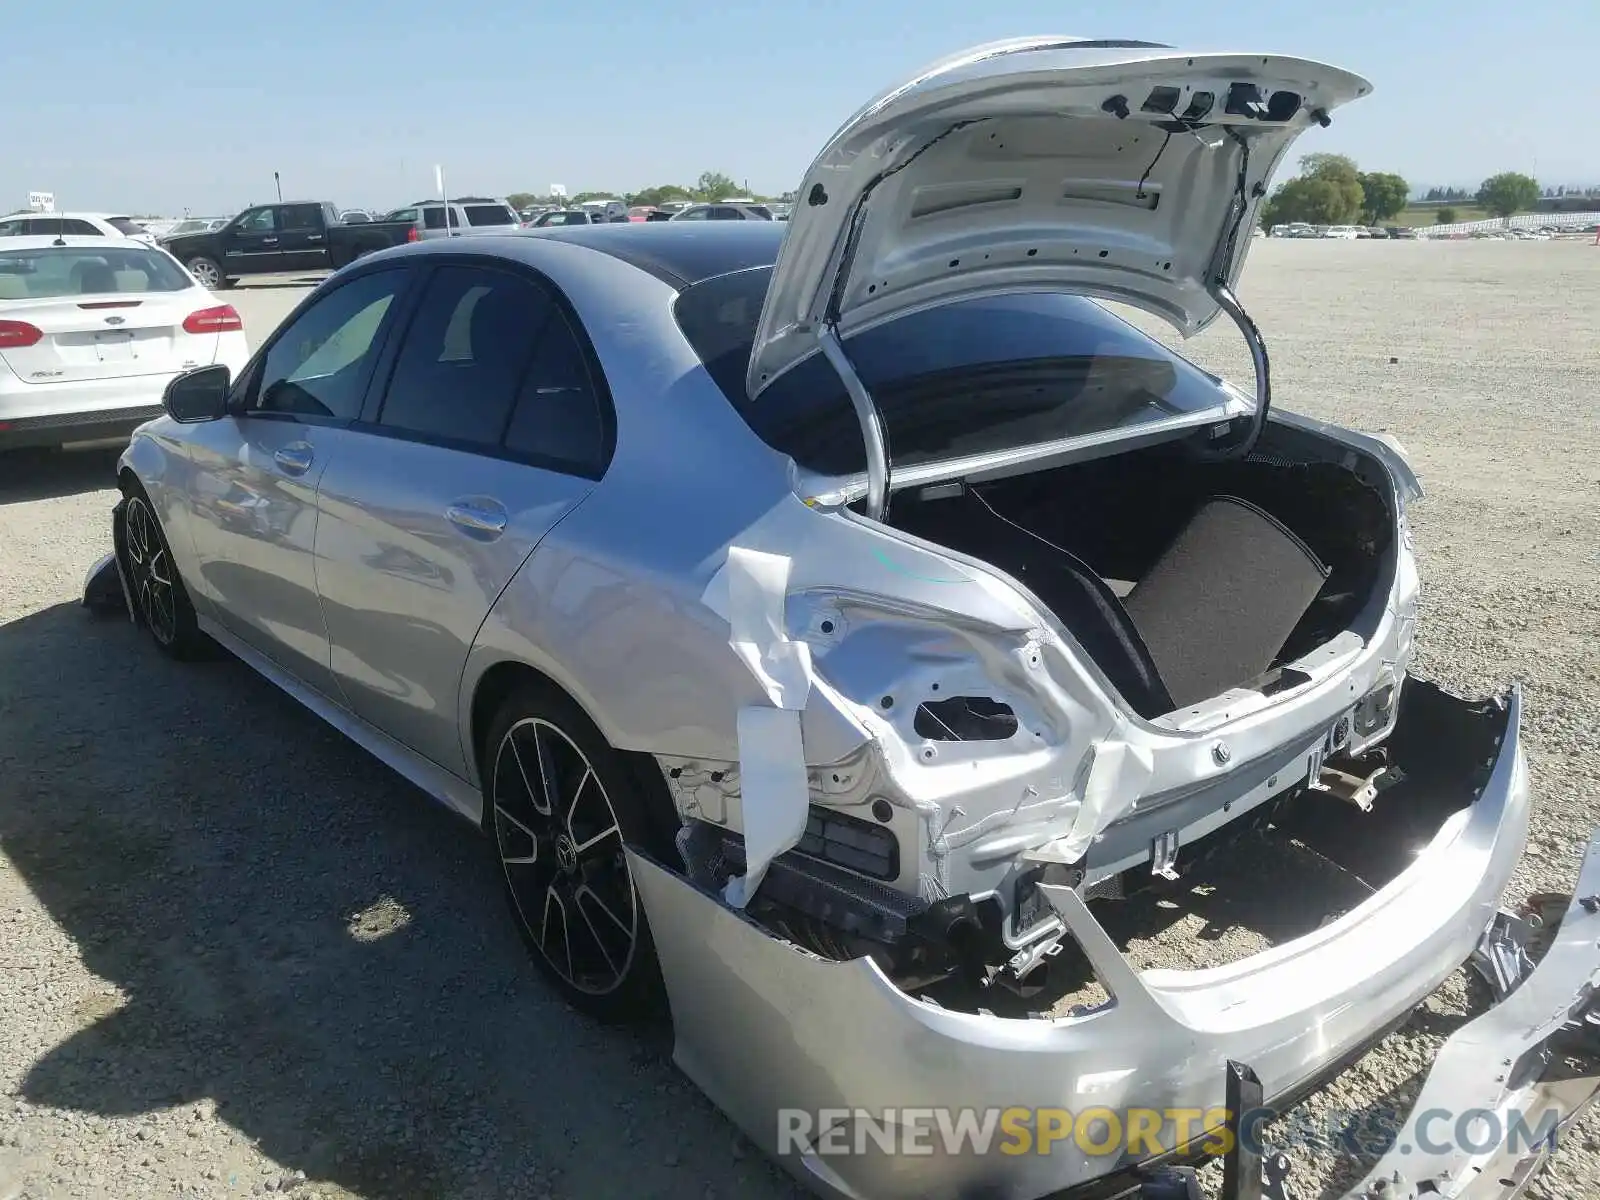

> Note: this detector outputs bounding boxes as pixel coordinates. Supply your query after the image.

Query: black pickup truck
[159,201,415,290]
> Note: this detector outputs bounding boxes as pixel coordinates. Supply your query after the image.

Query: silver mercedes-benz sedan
[86,37,1600,1200]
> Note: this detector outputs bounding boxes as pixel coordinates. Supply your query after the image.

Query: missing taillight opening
[182,305,243,335]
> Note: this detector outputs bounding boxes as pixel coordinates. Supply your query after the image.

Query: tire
[484,681,677,1023]
[121,483,207,660]
[185,256,229,290]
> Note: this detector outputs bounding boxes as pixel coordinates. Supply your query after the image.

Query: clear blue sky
[5,0,1595,216]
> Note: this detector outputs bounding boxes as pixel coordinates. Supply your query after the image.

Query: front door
[182,266,414,697]
[219,205,286,274]
[313,260,611,775]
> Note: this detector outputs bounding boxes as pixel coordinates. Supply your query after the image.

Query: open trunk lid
[746,38,1370,401]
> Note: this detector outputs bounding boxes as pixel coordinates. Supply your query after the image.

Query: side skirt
[197,615,486,828]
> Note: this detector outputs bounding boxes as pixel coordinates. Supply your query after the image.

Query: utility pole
[273,172,282,202]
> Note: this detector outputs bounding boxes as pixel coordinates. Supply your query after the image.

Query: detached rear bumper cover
[627,684,1600,1200]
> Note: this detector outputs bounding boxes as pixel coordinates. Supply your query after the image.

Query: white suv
[0,212,157,245]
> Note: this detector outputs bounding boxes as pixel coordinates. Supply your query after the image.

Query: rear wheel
[185,256,228,290]
[122,487,206,659]
[484,683,674,1023]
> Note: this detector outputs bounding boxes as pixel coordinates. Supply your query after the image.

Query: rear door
[180,267,414,695]
[219,206,286,274]
[277,203,329,271]
[312,259,612,775]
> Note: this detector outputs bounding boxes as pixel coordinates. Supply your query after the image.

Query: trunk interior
[883,433,1395,719]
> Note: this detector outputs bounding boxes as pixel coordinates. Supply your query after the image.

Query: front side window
[675,270,1233,476]
[237,208,276,233]
[675,206,709,221]
[422,207,452,230]
[249,269,406,420]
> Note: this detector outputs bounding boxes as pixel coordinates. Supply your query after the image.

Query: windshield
[0,246,192,298]
[675,268,1233,477]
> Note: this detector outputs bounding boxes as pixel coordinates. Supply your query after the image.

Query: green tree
[629,184,694,208]
[506,192,542,210]
[1357,172,1410,222]
[1264,152,1365,226]
[1476,172,1540,219]
[1435,206,1458,225]
[695,171,738,201]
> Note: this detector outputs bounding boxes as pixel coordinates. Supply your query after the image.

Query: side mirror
[163,365,231,423]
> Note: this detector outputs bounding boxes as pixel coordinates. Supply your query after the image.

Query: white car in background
[1322,224,1362,239]
[0,236,249,451]
[0,212,157,246]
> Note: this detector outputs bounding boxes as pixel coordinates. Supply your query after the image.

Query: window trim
[350,254,617,482]
[228,264,419,428]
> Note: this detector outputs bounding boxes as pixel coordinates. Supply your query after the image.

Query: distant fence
[1417,211,1600,238]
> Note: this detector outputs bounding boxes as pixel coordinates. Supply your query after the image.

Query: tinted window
[108,217,146,236]
[61,219,101,235]
[251,270,404,420]
[675,269,1232,476]
[675,206,709,221]
[376,265,548,447]
[422,207,451,230]
[463,204,516,227]
[281,204,322,230]
[0,246,191,297]
[502,308,608,476]
[708,207,742,221]
[384,208,419,224]
[0,218,24,237]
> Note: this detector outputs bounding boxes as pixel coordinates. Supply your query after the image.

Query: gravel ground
[1,243,1597,1200]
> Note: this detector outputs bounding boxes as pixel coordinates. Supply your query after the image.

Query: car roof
[524,221,785,288]
[3,212,122,221]
[0,234,163,250]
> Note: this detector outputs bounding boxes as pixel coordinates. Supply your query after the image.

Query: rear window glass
[0,247,191,299]
[674,268,1231,476]
[108,217,147,236]
[422,207,452,230]
[463,204,516,227]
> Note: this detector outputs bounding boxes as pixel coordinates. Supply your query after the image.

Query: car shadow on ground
[0,602,802,1200]
[0,447,123,505]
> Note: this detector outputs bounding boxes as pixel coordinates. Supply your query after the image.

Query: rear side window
[0,246,191,298]
[374,264,609,473]
[108,217,146,236]
[422,207,452,230]
[502,309,608,476]
[463,204,516,227]
[377,265,548,447]
[384,208,419,224]
[59,219,101,235]
[675,269,1232,476]
[281,204,322,230]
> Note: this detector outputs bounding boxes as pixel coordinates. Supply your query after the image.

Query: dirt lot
[2,241,1598,1200]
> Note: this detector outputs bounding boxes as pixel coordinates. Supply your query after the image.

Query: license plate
[94,332,135,362]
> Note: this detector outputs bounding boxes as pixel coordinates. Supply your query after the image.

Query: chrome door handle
[446,501,508,538]
[262,237,279,244]
[273,444,314,475]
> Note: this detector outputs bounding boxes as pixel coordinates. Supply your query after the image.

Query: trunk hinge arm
[1208,281,1271,459]
[817,322,892,520]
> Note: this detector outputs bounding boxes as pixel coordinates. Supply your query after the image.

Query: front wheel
[484,684,675,1023]
[185,256,229,290]
[122,488,206,659]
